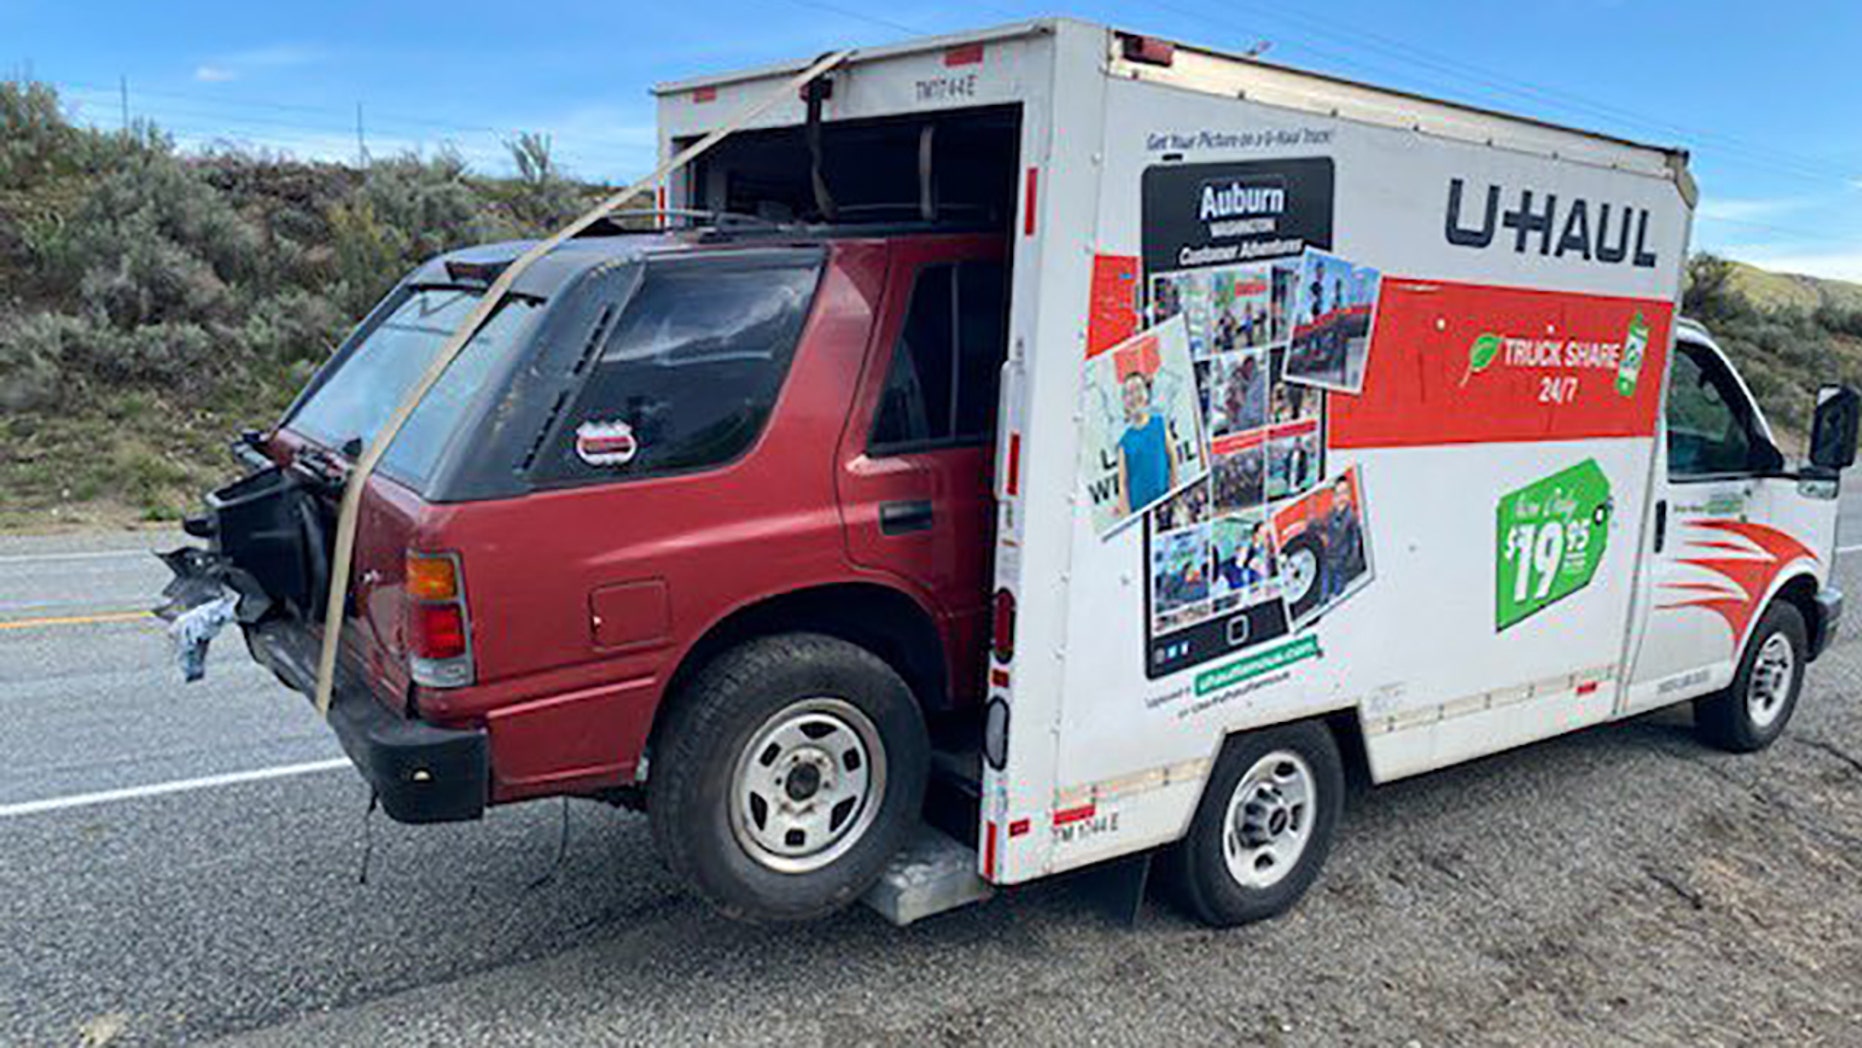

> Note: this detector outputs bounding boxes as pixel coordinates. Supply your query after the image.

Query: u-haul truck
[655,19,1853,925]
[166,18,1857,931]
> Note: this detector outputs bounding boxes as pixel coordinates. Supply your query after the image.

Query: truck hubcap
[1223,750,1314,890]
[730,697,886,874]
[1746,632,1795,729]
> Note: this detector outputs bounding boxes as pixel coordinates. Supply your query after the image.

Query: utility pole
[119,75,129,132]
[355,101,368,168]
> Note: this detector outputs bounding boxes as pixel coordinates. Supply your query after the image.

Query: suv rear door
[838,236,1008,705]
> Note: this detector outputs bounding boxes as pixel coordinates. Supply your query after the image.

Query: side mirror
[1809,385,1861,471]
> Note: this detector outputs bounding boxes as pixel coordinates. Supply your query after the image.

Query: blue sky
[5,0,1859,280]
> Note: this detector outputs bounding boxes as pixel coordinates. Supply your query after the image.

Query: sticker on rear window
[575,420,639,467]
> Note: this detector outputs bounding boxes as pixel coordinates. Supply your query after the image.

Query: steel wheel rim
[1221,749,1316,890]
[1746,632,1795,729]
[730,697,886,874]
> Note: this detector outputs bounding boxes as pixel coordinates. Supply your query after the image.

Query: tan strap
[313,49,854,714]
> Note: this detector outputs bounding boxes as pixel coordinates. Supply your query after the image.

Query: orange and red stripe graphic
[1657,519,1816,642]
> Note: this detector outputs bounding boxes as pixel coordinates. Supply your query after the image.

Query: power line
[1140,0,1859,189]
[775,0,923,36]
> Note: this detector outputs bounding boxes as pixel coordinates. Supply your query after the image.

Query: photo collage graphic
[1131,158,1382,677]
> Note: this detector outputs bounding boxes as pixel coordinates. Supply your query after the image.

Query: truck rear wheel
[1158,719,1343,928]
[1696,601,1807,753]
[649,633,929,922]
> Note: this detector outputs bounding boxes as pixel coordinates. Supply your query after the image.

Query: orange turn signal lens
[405,553,459,602]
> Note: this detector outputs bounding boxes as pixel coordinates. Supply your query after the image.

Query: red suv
[164,223,1009,920]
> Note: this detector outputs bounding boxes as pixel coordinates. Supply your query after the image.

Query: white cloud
[223,44,324,68]
[1732,250,1862,284]
[1696,195,1816,223]
[192,43,323,84]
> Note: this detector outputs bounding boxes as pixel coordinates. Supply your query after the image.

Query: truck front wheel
[1696,601,1807,753]
[1158,719,1344,927]
[649,633,929,922]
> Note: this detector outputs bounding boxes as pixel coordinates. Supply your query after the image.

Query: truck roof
[652,17,1690,194]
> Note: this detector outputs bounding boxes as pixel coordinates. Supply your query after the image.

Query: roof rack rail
[577,208,779,236]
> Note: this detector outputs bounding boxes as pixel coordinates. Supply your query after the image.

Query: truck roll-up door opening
[680,105,1022,231]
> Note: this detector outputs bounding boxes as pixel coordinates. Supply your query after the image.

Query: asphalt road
[5,500,1862,1047]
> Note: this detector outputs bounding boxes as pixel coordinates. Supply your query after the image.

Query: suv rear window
[288,287,540,487]
[531,255,821,485]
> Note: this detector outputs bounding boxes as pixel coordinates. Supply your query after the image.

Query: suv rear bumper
[1810,586,1843,660]
[326,682,488,823]
[248,622,488,824]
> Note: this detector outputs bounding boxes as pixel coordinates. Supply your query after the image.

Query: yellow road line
[0,610,153,631]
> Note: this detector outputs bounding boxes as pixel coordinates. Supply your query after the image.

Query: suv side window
[870,260,1008,453]
[532,256,820,485]
[1667,341,1758,479]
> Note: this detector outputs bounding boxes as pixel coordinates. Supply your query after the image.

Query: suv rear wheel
[649,633,928,922]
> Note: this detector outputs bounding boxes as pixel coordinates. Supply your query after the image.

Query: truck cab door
[838,237,1009,705]
[1625,332,1814,711]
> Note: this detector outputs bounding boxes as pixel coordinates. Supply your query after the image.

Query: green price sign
[1496,459,1612,630]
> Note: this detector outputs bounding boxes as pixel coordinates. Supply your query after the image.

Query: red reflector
[693,86,717,103]
[1008,818,1031,838]
[1005,431,1022,496]
[1022,168,1038,237]
[1577,680,1601,696]
[990,668,1010,689]
[413,603,467,660]
[983,821,998,879]
[1119,34,1176,67]
[1054,802,1096,826]
[992,589,1016,664]
[944,43,984,66]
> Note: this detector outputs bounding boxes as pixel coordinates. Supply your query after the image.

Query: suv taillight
[406,550,474,688]
[992,588,1016,664]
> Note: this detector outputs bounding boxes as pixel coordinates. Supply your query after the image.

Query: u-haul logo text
[1444,178,1657,269]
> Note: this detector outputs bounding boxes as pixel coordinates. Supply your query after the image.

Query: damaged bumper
[244,623,489,824]
[156,462,488,825]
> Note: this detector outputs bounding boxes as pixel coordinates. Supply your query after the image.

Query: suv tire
[649,633,928,922]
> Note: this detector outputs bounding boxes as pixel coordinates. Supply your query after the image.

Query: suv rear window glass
[871,260,1007,452]
[532,256,821,484]
[288,287,539,487]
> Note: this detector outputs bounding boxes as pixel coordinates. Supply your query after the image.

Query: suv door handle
[879,499,934,536]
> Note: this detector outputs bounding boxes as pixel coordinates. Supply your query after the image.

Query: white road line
[0,758,351,820]
[0,548,159,565]
[1839,544,1862,556]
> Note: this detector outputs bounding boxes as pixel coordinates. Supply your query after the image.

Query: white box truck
[169,17,1857,930]
[651,18,1854,925]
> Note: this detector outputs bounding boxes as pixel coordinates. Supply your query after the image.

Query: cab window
[1667,341,1760,479]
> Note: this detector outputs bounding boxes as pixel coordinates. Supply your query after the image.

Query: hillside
[1725,260,1862,315]
[2,78,1859,531]
[0,81,607,529]
[1682,255,1862,450]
